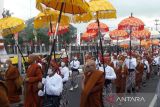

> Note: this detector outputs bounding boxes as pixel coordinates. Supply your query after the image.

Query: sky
[3,0,160,32]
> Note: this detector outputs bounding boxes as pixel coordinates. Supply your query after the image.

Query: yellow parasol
[0,17,25,36]
[36,0,89,77]
[34,9,70,29]
[73,0,117,73]
[0,16,26,71]
[36,0,89,14]
[73,0,116,23]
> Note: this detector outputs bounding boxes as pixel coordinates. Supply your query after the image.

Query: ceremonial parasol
[109,29,129,55]
[0,16,26,71]
[81,31,97,42]
[86,22,109,33]
[73,0,116,73]
[132,29,151,53]
[118,13,145,58]
[36,0,89,77]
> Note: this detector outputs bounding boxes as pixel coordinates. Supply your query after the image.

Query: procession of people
[0,48,160,107]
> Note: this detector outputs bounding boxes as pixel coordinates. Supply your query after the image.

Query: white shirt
[38,73,63,96]
[99,65,116,80]
[70,60,80,69]
[112,60,119,68]
[124,57,137,69]
[154,56,160,65]
[59,66,69,82]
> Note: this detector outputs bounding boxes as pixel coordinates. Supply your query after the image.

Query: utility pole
[154,19,160,31]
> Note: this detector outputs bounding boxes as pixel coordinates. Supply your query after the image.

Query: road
[11,75,159,107]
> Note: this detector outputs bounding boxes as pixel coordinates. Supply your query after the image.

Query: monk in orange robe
[24,54,42,107]
[135,56,144,91]
[0,79,10,107]
[115,56,128,97]
[80,59,105,107]
[5,59,21,104]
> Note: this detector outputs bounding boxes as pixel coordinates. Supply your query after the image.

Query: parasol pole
[49,15,57,61]
[96,12,106,75]
[44,2,64,77]
[129,27,132,59]
[117,37,119,55]
[139,37,142,54]
[151,39,154,55]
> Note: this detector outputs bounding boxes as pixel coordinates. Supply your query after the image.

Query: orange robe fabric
[80,70,105,107]
[24,63,42,107]
[5,65,21,103]
[0,81,10,107]
[136,63,144,89]
[115,66,128,93]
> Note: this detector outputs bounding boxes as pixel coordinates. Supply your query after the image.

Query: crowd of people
[0,49,160,107]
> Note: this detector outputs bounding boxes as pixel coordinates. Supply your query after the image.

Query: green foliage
[3,35,15,45]
[60,24,77,44]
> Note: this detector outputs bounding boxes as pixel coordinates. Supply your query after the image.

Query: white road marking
[149,94,157,107]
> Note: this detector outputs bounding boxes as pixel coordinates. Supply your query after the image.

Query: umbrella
[0,17,25,36]
[132,29,151,53]
[118,15,144,31]
[151,39,159,45]
[87,22,109,33]
[73,0,116,23]
[36,0,89,14]
[120,43,129,49]
[109,29,129,55]
[34,8,70,29]
[118,13,145,58]
[48,25,69,35]
[132,29,151,40]
[72,0,116,74]
[0,16,26,71]
[36,0,89,77]
[81,31,97,42]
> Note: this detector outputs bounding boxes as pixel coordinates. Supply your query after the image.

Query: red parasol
[109,29,129,40]
[86,22,109,33]
[132,29,151,40]
[118,13,145,57]
[48,25,69,36]
[109,29,129,55]
[81,31,97,42]
[118,15,144,31]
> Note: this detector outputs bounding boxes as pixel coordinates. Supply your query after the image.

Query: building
[0,0,4,18]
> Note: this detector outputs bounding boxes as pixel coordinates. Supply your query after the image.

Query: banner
[76,30,81,46]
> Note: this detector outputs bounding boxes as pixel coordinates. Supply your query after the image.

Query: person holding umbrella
[38,60,63,107]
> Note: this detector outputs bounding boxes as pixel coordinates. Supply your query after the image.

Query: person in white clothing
[69,56,80,91]
[59,61,70,107]
[142,56,150,87]
[99,56,116,107]
[124,55,137,93]
[38,61,63,107]
[60,62,69,83]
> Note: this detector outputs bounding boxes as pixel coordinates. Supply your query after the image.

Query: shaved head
[84,59,96,72]
[6,59,12,65]
[28,54,37,64]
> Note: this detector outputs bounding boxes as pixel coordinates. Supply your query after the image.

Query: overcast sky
[3,0,160,32]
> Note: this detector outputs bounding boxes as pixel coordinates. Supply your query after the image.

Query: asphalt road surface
[11,75,159,107]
